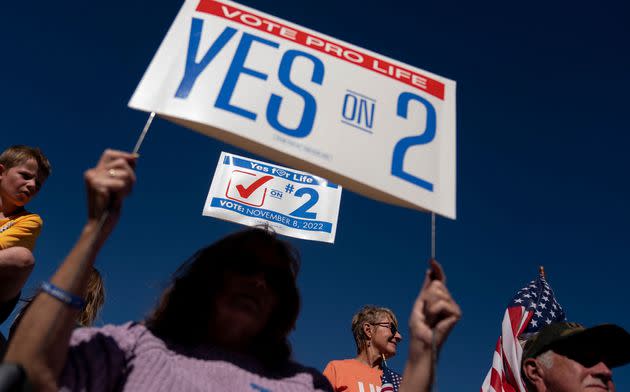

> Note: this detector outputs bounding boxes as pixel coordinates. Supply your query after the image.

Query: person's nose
[250,272,269,290]
[25,178,37,193]
[589,361,613,384]
[394,331,402,342]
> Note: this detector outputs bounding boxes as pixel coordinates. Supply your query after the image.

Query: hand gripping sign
[130,0,456,218]
[203,152,342,243]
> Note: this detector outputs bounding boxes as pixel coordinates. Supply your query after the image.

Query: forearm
[399,347,433,392]
[4,221,103,390]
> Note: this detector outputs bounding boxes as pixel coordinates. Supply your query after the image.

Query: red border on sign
[196,0,446,100]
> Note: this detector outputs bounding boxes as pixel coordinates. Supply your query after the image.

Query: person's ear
[0,163,5,177]
[522,358,545,387]
[363,323,373,340]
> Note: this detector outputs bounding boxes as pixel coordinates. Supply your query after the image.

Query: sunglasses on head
[372,322,398,336]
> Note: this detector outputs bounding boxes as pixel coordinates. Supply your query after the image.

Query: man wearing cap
[521,322,630,391]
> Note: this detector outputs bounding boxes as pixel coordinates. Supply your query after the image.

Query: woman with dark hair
[145,228,301,368]
[4,150,332,391]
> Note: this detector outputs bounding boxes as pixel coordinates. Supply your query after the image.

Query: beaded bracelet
[40,281,86,310]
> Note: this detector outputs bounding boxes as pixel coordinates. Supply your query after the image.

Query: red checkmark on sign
[235,175,274,198]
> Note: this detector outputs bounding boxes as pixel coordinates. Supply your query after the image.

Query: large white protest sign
[203,152,342,243]
[130,0,456,218]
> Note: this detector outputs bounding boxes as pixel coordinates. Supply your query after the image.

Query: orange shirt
[323,359,382,392]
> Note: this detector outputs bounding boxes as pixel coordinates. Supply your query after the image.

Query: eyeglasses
[371,322,398,336]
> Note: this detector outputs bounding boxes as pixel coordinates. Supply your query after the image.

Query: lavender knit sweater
[59,322,332,392]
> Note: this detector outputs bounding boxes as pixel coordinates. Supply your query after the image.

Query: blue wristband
[40,281,85,310]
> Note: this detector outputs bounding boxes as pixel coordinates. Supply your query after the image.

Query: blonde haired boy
[0,145,51,323]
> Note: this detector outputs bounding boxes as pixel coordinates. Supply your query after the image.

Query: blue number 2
[391,92,437,192]
[289,188,319,219]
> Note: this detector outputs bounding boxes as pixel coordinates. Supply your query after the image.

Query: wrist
[82,217,110,242]
[40,281,86,309]
[407,340,433,363]
[83,219,102,233]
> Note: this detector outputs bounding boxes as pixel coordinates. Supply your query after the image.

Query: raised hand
[408,259,461,359]
[83,149,136,239]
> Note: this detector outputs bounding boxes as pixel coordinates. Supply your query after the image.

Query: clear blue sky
[2,0,629,389]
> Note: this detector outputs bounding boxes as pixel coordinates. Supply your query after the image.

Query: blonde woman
[324,305,402,392]
[324,261,461,392]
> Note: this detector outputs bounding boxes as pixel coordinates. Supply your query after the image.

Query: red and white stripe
[480,306,533,392]
[381,383,395,392]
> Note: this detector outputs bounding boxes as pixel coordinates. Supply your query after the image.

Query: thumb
[421,267,432,293]
[429,259,446,284]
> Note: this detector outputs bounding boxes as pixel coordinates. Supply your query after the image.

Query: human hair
[145,228,301,368]
[77,267,105,326]
[10,268,106,339]
[351,305,398,354]
[0,145,52,180]
[523,350,555,392]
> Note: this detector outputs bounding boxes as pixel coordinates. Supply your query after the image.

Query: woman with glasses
[323,260,461,392]
[323,305,403,392]
[5,149,333,392]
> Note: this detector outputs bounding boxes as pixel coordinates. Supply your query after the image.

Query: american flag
[480,275,566,392]
[381,361,402,392]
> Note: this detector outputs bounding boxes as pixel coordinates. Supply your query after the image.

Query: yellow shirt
[0,211,43,251]
[323,359,383,392]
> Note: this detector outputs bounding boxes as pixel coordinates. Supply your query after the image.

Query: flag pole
[539,265,546,279]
